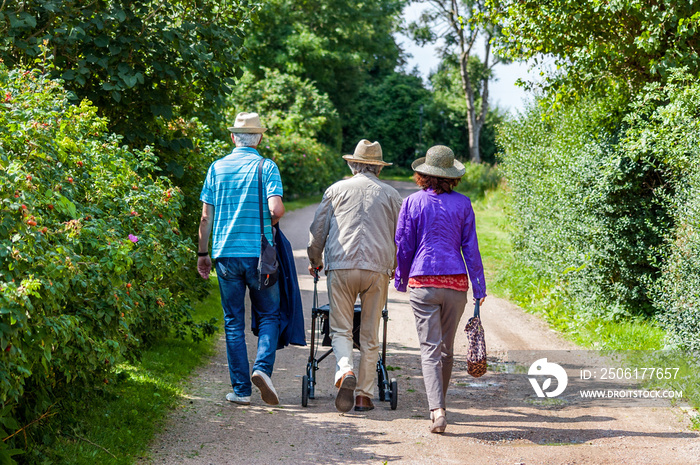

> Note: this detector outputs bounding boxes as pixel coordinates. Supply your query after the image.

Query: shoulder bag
[256,158,279,290]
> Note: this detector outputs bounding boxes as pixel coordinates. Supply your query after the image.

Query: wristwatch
[197,252,209,257]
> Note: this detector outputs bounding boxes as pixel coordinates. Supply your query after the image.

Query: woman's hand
[474,297,485,306]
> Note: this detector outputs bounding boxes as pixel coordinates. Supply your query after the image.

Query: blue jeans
[215,257,280,397]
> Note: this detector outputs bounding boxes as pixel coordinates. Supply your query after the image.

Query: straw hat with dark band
[342,139,392,166]
[411,145,465,179]
[227,112,268,134]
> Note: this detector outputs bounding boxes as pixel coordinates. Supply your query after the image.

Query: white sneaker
[226,392,251,405]
[252,370,279,405]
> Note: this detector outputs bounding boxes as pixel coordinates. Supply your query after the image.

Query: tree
[487,0,700,105]
[341,62,505,168]
[1,0,257,245]
[243,0,406,124]
[428,53,504,164]
[409,0,503,163]
[0,0,254,145]
[343,71,432,167]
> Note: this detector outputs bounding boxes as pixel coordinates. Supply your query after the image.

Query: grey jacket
[308,173,403,276]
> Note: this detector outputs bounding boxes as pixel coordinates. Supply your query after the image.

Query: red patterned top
[408,274,469,292]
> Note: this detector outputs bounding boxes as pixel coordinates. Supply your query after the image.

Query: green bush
[152,116,229,245]
[498,96,672,321]
[623,74,700,351]
[221,67,345,199]
[657,179,700,350]
[226,68,341,150]
[498,99,606,311]
[342,71,431,167]
[456,162,502,199]
[262,134,346,198]
[0,65,210,461]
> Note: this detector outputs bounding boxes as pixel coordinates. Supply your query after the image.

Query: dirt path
[143,182,699,465]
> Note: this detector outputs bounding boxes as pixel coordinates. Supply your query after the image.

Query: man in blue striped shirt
[197,112,285,406]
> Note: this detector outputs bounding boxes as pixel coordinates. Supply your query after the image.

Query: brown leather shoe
[335,371,356,413]
[354,395,374,412]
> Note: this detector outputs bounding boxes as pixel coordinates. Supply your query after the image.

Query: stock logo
[528,358,568,398]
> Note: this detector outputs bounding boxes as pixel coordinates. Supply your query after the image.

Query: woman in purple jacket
[395,145,487,434]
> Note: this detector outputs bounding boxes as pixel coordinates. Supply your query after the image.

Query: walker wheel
[301,375,309,407]
[390,378,398,410]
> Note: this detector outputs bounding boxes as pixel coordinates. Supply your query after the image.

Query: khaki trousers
[327,269,389,398]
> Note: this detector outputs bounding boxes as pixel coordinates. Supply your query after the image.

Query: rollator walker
[301,270,398,410]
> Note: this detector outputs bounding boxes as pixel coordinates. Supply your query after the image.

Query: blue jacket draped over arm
[251,225,306,349]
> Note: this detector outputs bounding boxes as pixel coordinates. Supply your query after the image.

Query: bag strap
[474,300,480,318]
[257,158,265,241]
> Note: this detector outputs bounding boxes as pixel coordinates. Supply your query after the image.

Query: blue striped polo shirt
[200,147,283,259]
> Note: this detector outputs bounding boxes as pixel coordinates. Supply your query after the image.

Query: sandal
[430,408,447,434]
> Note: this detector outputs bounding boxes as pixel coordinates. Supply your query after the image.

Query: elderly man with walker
[308,140,403,413]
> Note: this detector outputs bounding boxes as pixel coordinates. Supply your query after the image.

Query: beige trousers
[327,269,389,398]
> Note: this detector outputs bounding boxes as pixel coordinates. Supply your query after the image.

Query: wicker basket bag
[464,301,487,377]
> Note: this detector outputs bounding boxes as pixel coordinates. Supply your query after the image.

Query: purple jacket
[394,188,487,298]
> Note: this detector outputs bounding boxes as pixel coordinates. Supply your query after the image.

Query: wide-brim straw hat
[411,145,465,179]
[342,139,392,166]
[227,112,267,133]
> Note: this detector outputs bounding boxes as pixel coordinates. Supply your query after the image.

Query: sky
[395,3,533,114]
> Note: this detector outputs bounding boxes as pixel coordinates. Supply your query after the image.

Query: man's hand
[198,255,212,280]
[198,203,214,279]
[308,264,323,277]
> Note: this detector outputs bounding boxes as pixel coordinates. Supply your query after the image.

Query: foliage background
[493,0,700,351]
[0,0,253,144]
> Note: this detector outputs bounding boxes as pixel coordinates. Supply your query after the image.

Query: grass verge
[472,188,512,286]
[36,280,223,464]
[472,188,666,350]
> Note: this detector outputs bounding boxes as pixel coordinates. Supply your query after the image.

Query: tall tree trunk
[440,0,496,163]
[475,39,493,164]
[471,119,483,164]
[459,50,482,163]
